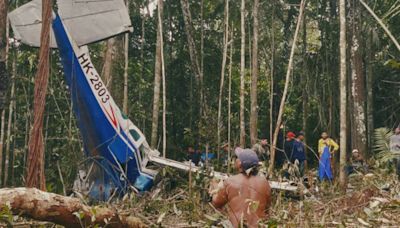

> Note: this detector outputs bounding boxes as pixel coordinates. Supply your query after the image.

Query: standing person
[209,148,271,227]
[284,132,296,163]
[220,142,230,166]
[318,132,339,181]
[318,132,339,172]
[290,132,307,176]
[390,127,400,179]
[187,146,200,166]
[252,139,269,161]
[318,132,339,156]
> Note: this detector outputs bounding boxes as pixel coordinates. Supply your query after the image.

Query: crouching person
[209,148,272,227]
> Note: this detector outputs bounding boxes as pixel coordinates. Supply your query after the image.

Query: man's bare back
[212,174,272,227]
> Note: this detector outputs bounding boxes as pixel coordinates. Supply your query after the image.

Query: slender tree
[302,7,308,142]
[122,0,130,114]
[269,0,305,174]
[3,49,15,186]
[250,0,259,145]
[150,0,163,149]
[269,1,275,154]
[239,0,246,147]
[227,26,233,172]
[180,0,201,86]
[0,0,7,186]
[339,0,347,189]
[217,0,229,160]
[200,0,204,116]
[26,0,52,190]
[159,0,166,157]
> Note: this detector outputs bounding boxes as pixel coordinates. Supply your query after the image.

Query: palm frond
[373,127,397,162]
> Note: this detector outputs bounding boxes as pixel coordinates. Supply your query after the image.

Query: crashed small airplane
[9,0,296,201]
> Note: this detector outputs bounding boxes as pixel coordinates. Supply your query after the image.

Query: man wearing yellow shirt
[318,132,339,155]
[318,132,339,179]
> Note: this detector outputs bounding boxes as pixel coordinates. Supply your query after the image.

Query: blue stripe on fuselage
[52,15,153,191]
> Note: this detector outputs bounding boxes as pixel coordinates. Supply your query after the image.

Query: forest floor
[112,166,400,227]
[1,166,400,227]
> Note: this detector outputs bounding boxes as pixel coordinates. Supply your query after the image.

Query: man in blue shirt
[290,132,307,176]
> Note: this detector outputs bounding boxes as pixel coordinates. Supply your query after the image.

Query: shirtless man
[209,148,272,227]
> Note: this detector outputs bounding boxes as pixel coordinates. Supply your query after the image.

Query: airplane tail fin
[9,0,132,48]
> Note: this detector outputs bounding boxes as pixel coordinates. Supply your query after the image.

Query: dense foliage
[0,0,399,193]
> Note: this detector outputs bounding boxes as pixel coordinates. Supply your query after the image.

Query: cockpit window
[129,129,141,141]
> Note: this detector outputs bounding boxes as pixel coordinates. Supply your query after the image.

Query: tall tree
[350,0,367,157]
[338,0,347,189]
[269,0,275,154]
[100,38,115,91]
[239,0,246,147]
[250,0,259,145]
[122,0,129,114]
[180,0,201,89]
[3,49,15,186]
[159,0,166,158]
[227,26,233,172]
[269,0,305,174]
[150,0,163,149]
[200,0,204,116]
[26,0,52,190]
[302,7,308,141]
[217,0,229,160]
[0,0,7,186]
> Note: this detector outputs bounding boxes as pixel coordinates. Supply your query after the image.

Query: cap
[287,131,296,138]
[352,149,359,154]
[234,148,259,171]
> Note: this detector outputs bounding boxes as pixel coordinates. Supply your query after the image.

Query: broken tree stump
[0,187,145,228]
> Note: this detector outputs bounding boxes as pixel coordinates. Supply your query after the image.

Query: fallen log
[0,188,145,228]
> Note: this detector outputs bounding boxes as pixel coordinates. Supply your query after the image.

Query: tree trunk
[159,0,167,158]
[350,0,367,157]
[122,0,129,114]
[250,0,259,145]
[269,1,275,153]
[150,0,163,149]
[0,188,145,228]
[227,26,233,172]
[180,0,201,84]
[101,38,115,91]
[239,0,246,148]
[26,0,52,190]
[0,0,7,187]
[200,0,204,117]
[0,109,5,186]
[302,8,308,140]
[339,0,347,189]
[366,30,374,153]
[217,0,229,160]
[3,50,15,186]
[0,0,7,111]
[269,0,305,175]
[140,3,147,130]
